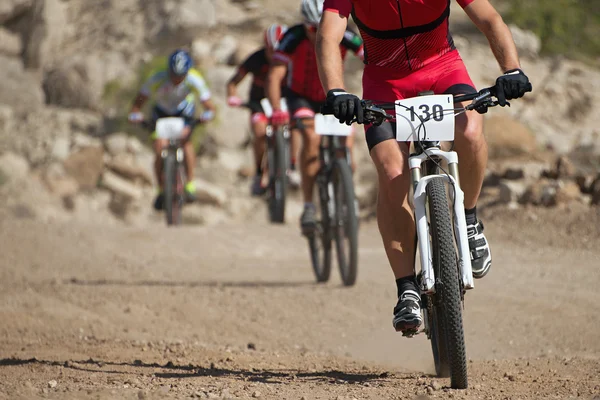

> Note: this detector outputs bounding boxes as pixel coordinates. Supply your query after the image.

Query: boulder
[63,146,104,189]
[107,153,153,185]
[191,38,213,67]
[213,35,238,65]
[50,137,71,161]
[72,133,102,151]
[193,177,228,206]
[20,0,67,69]
[0,55,44,110]
[43,63,98,110]
[498,180,528,204]
[0,0,32,24]
[166,0,216,39]
[0,27,22,57]
[100,170,143,200]
[0,152,29,182]
[484,116,538,159]
[105,133,130,156]
[555,180,582,205]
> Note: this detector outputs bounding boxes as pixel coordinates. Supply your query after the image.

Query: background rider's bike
[142,117,201,226]
[323,84,528,388]
[242,99,291,224]
[306,115,359,287]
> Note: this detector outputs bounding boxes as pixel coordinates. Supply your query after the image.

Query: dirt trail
[0,209,599,399]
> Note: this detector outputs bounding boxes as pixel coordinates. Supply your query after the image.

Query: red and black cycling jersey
[274,24,364,103]
[324,0,474,74]
[237,48,270,101]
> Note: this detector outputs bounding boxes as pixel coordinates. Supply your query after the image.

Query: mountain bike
[306,115,358,286]
[142,117,201,226]
[323,84,527,388]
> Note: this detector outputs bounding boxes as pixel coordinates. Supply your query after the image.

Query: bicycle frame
[410,143,474,293]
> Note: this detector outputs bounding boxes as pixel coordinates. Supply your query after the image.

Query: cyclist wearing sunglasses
[316,0,532,333]
[266,0,364,235]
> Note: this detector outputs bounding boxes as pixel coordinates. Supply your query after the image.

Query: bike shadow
[0,357,394,385]
[63,277,315,289]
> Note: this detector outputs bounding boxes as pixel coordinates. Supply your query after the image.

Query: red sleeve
[456,0,474,8]
[323,0,352,17]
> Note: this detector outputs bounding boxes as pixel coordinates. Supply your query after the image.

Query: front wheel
[308,172,333,283]
[164,152,183,226]
[426,177,467,389]
[332,159,358,286]
[268,128,287,223]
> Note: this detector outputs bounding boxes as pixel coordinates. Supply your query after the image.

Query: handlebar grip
[320,104,333,115]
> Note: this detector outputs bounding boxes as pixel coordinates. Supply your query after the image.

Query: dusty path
[0,208,599,399]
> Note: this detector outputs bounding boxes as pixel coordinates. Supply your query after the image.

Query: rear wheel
[426,177,467,389]
[332,159,358,286]
[268,128,287,223]
[164,152,182,226]
[308,172,333,283]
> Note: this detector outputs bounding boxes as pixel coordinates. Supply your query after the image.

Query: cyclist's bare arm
[463,0,521,72]
[266,61,287,111]
[131,93,149,113]
[226,69,248,98]
[316,10,348,92]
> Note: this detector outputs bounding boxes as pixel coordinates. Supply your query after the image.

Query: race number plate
[260,98,288,118]
[314,113,353,136]
[395,94,455,142]
[155,117,186,140]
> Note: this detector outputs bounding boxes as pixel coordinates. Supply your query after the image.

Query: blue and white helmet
[168,49,193,76]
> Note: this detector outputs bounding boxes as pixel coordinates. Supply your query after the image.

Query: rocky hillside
[0,0,599,227]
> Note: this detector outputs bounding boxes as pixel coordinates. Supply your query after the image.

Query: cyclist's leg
[432,51,485,209]
[295,115,320,203]
[150,106,168,191]
[432,51,491,278]
[250,110,268,195]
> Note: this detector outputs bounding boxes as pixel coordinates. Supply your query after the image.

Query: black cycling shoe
[467,219,492,279]
[392,288,423,336]
[300,204,317,236]
[153,193,165,211]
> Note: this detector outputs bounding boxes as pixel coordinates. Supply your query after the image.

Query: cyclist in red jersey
[266,0,364,234]
[317,0,532,333]
[227,24,288,196]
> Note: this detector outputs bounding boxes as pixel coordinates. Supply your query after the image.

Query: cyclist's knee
[457,111,484,148]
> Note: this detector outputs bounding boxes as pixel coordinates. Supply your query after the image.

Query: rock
[127,136,144,155]
[502,168,525,180]
[63,146,104,189]
[429,380,443,391]
[555,180,582,205]
[19,0,67,69]
[576,174,595,195]
[51,137,71,161]
[101,170,143,200]
[0,0,32,24]
[0,105,15,136]
[107,153,153,186]
[522,179,556,207]
[213,35,238,65]
[166,0,216,39]
[0,152,30,182]
[508,25,541,58]
[0,55,44,110]
[193,178,228,206]
[72,133,102,151]
[48,380,57,388]
[498,180,528,204]
[0,27,22,57]
[555,156,577,179]
[45,173,79,198]
[484,116,538,159]
[191,38,213,67]
[43,63,98,110]
[252,390,261,398]
[105,133,130,156]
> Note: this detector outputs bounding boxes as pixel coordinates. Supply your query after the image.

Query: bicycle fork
[409,148,474,294]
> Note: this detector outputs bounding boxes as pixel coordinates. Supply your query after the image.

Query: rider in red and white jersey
[227,24,288,196]
[266,0,364,234]
[317,0,532,333]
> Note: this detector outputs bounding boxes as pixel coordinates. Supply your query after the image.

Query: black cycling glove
[325,89,364,125]
[495,69,532,107]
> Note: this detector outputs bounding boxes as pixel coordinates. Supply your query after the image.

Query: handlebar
[320,84,528,126]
